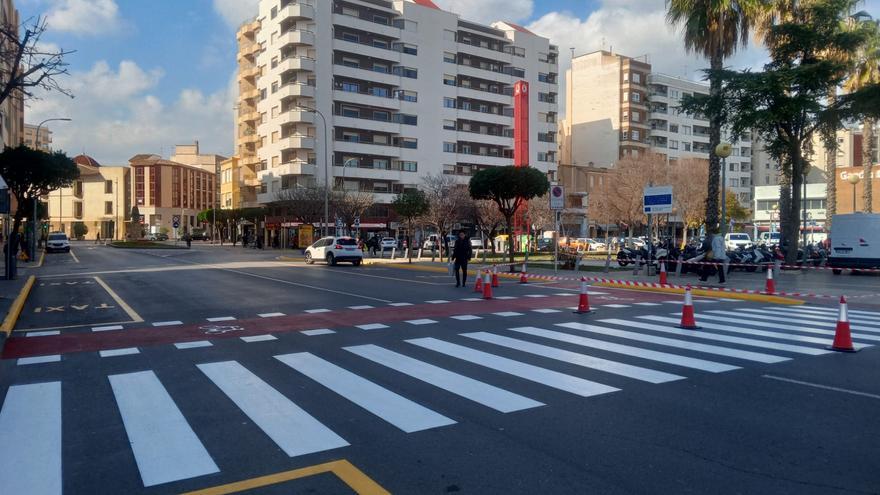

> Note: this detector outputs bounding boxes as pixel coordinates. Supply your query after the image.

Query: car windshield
[48,234,67,241]
[382,238,394,242]
[336,238,357,245]
[730,234,749,240]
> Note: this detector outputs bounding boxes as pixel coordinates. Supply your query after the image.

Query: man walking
[699,230,727,284]
[451,230,473,287]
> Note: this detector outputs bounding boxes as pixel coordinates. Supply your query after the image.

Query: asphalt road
[1,243,878,494]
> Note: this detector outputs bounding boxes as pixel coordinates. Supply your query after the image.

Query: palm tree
[666,0,764,233]
[844,15,880,213]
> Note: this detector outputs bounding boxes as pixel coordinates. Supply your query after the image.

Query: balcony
[239,65,260,80]
[279,29,315,47]
[277,82,316,100]
[241,88,260,100]
[454,86,511,106]
[278,56,315,73]
[334,140,403,157]
[240,133,260,145]
[237,41,261,61]
[240,154,260,167]
[279,135,316,151]
[280,2,314,21]
[283,109,315,124]
[333,89,400,111]
[243,176,262,187]
[271,160,317,177]
[452,153,511,167]
[334,39,402,64]
[238,110,259,123]
[332,13,400,39]
[333,115,401,134]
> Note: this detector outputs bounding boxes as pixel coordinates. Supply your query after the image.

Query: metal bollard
[391,247,396,259]
[675,255,683,277]
[633,255,641,275]
[417,248,423,260]
[405,248,410,259]
[773,259,781,279]
[604,250,611,274]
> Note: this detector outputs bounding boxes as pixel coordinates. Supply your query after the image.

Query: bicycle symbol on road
[200,324,244,335]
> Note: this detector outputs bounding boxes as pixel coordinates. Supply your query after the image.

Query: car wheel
[305,251,313,264]
[353,260,362,267]
[326,253,336,266]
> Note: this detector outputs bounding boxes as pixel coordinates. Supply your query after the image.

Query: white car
[380,237,398,250]
[304,236,363,266]
[584,238,607,251]
[46,232,70,253]
[725,233,752,250]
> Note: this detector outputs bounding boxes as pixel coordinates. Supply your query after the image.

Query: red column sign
[513,81,529,168]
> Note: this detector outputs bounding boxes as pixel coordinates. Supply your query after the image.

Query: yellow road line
[36,250,45,267]
[1,275,36,336]
[93,276,143,322]
[181,460,390,495]
[593,282,805,305]
[69,249,80,263]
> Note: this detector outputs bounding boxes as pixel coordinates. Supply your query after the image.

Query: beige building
[45,155,130,239]
[22,123,52,151]
[169,141,227,209]
[220,155,259,209]
[129,154,217,235]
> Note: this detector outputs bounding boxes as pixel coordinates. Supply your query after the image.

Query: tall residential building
[560,50,752,204]
[247,0,558,228]
[23,123,52,151]
[228,16,263,209]
[169,141,227,209]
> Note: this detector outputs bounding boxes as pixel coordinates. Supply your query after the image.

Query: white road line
[602,304,631,308]
[493,312,524,317]
[388,302,413,307]
[554,293,577,297]
[663,300,683,304]
[406,319,438,325]
[18,355,61,365]
[694,311,880,342]
[557,322,788,364]
[356,323,389,330]
[348,305,374,310]
[450,315,482,321]
[198,361,349,457]
[174,341,213,349]
[494,296,517,300]
[241,335,277,343]
[276,352,455,433]
[769,307,880,325]
[152,321,183,327]
[774,305,880,318]
[603,319,825,356]
[639,316,845,351]
[425,300,450,304]
[302,329,336,336]
[99,348,140,357]
[407,337,620,398]
[588,291,609,295]
[463,332,684,384]
[258,312,286,318]
[633,302,662,306]
[206,317,235,322]
[460,297,483,302]
[763,375,880,399]
[92,325,124,332]
[729,309,880,334]
[532,308,562,314]
[344,344,543,412]
[509,326,738,373]
[304,308,331,314]
[0,382,62,495]
[27,330,60,337]
[693,300,718,304]
[524,294,548,298]
[108,371,218,487]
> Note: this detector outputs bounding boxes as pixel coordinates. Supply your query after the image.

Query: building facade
[128,155,217,235]
[45,155,130,240]
[753,183,827,242]
[169,141,227,209]
[22,123,52,151]
[246,0,558,226]
[230,16,263,210]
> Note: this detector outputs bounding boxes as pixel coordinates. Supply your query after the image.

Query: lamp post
[715,142,732,235]
[296,105,330,236]
[32,118,72,259]
[848,173,861,212]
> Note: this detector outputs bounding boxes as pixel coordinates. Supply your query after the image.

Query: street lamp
[32,117,72,258]
[848,173,861,212]
[295,105,330,236]
[715,142,732,235]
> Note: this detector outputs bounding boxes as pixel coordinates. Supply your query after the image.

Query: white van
[827,213,880,273]
[758,232,781,246]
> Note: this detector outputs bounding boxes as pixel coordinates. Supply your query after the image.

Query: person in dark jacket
[451,230,473,287]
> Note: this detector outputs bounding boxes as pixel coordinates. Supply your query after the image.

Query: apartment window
[765,163,770,169]
[104,180,113,194]
[669,124,678,133]
[373,14,388,25]
[682,125,691,135]
[729,163,736,172]
[632,72,641,84]
[538,73,550,83]
[621,130,629,140]
[623,92,629,102]
[105,201,113,215]
[372,110,390,121]
[622,111,629,121]
[342,32,359,43]
[373,39,390,50]
[342,57,359,68]
[632,130,640,141]
[172,168,181,208]
[394,89,417,102]
[443,119,456,130]
[443,142,456,152]
[372,62,388,73]
[669,140,678,149]
[401,161,417,172]
[341,105,359,118]
[370,87,390,97]
[393,43,417,55]
[631,92,641,102]
[393,66,418,78]
[684,142,691,151]
[444,52,456,63]
[443,74,456,86]
[270,6,277,18]
[631,111,640,122]
[74,202,83,219]
[342,131,360,143]
[443,97,456,108]
[765,176,770,184]
[341,81,359,93]
[395,137,417,149]
[395,114,417,125]
[623,71,630,82]
[374,159,390,170]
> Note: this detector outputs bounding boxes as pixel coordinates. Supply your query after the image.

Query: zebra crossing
[1,303,877,492]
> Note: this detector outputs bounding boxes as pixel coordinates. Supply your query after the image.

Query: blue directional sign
[172,215,181,228]
[643,186,673,214]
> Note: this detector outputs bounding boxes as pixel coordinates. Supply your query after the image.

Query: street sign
[643,186,673,214]
[353,217,360,230]
[172,215,181,228]
[549,185,564,210]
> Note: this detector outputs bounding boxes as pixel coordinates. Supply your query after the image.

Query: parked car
[46,232,70,253]
[145,233,169,241]
[470,237,484,250]
[724,233,752,251]
[380,237,398,251]
[758,232,781,246]
[536,238,554,252]
[190,229,208,241]
[304,236,363,266]
[584,238,607,251]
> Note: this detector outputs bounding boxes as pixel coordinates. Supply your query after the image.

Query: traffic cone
[482,270,493,300]
[519,263,528,284]
[828,296,857,352]
[491,265,500,288]
[573,277,595,314]
[678,286,700,329]
[474,273,483,292]
[765,267,776,295]
[659,260,668,285]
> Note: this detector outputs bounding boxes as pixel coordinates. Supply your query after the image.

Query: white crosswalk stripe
[556,322,788,363]
[108,371,219,487]
[730,309,880,334]
[774,305,880,318]
[602,319,826,355]
[462,332,684,384]
[275,352,455,433]
[407,337,620,397]
[770,306,880,325]
[345,344,543,412]
[507,326,738,373]
[638,316,846,350]
[0,382,62,495]
[197,361,349,457]
[698,311,880,343]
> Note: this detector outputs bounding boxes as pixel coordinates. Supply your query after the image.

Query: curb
[593,281,805,305]
[1,275,35,338]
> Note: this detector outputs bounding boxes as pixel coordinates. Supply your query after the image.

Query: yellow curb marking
[593,282,805,305]
[180,460,390,495]
[1,275,36,336]
[36,250,45,267]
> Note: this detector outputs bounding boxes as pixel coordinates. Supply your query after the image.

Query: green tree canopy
[392,189,429,263]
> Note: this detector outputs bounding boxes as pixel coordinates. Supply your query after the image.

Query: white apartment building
[251,0,559,223]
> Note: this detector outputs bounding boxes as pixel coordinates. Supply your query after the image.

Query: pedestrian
[95,232,101,245]
[451,230,473,287]
[242,233,248,248]
[699,230,728,284]
[184,232,192,248]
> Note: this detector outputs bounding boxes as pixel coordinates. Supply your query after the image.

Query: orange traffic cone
[573,277,595,314]
[519,263,528,284]
[765,267,776,295]
[828,296,857,352]
[491,265,500,288]
[659,260,668,285]
[678,286,700,329]
[482,270,493,300]
[474,273,483,292]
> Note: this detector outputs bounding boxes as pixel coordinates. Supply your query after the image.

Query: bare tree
[332,188,374,235]
[421,174,469,257]
[470,198,504,253]
[606,153,668,237]
[588,180,615,242]
[0,17,73,106]
[273,185,327,225]
[669,158,709,244]
[527,196,554,233]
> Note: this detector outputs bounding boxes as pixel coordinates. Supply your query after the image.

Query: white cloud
[213,0,259,29]
[27,60,235,164]
[45,0,122,36]
[434,0,533,24]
